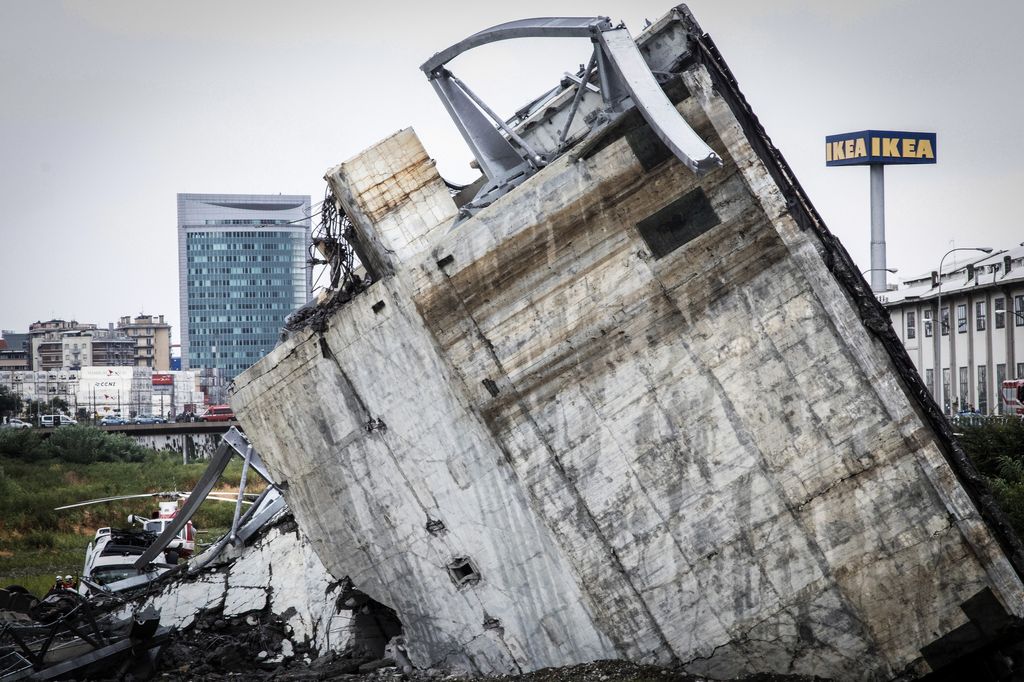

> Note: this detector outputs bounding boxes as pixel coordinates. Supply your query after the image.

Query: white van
[41,414,77,427]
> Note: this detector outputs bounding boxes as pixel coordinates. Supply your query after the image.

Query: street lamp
[936,247,993,416]
[861,268,898,291]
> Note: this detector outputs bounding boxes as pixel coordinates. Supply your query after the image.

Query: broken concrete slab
[232,5,1024,679]
[325,127,459,277]
[117,515,353,656]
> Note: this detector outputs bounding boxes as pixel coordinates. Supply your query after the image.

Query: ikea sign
[825,130,936,166]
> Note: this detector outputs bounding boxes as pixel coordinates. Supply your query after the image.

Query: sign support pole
[825,130,936,295]
[869,163,886,293]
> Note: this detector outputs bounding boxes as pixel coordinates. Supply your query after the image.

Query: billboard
[152,374,174,386]
[825,130,936,166]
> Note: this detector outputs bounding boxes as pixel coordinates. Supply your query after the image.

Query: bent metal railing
[420,16,722,209]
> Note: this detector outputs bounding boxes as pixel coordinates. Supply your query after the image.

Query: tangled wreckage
[7,5,1024,680]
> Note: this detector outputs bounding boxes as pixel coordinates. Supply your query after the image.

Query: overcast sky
[1,0,1020,346]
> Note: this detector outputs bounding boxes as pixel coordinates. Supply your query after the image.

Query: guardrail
[951,414,1022,427]
[31,421,242,437]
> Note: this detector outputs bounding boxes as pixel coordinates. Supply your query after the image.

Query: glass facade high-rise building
[177,193,311,381]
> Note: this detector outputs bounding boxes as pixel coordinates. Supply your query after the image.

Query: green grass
[0,452,265,598]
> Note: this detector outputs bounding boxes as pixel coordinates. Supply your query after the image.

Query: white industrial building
[0,367,206,418]
[881,242,1024,414]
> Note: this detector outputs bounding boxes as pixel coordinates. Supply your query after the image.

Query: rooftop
[881,242,1024,305]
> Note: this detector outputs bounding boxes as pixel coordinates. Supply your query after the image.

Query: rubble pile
[151,602,400,680]
[156,624,827,682]
[155,606,303,678]
[489,662,822,682]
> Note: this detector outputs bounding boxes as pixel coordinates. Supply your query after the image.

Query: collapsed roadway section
[231,5,1024,680]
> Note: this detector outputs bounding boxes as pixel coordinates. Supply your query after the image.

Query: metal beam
[221,427,276,484]
[421,17,611,73]
[132,441,234,569]
[596,28,721,173]
[186,491,286,574]
[422,15,722,209]
[235,491,286,544]
[30,627,170,680]
[228,444,253,545]
[447,73,544,168]
[429,73,530,183]
[558,49,598,149]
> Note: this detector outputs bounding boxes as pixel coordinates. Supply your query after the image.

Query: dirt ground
[154,644,826,682]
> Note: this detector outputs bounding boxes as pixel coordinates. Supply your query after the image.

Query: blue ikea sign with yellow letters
[825,130,936,166]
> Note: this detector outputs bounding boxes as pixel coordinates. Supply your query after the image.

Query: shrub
[959,418,1024,539]
[22,530,57,550]
[0,428,44,461]
[958,418,1024,478]
[41,426,147,464]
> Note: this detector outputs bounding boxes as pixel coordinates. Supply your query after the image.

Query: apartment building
[116,314,172,370]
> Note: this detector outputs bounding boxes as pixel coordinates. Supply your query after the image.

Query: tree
[0,386,22,418]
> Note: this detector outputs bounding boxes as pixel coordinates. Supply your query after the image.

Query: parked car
[40,414,77,427]
[173,411,197,423]
[132,415,166,425]
[99,415,128,426]
[2,418,31,429]
[198,405,235,422]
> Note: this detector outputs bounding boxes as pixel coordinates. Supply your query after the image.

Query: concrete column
[932,301,941,403]
[985,294,994,414]
[967,294,975,409]
[1006,287,1017,378]
[950,296,960,411]
[947,298,957,413]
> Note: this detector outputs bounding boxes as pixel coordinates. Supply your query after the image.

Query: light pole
[861,268,898,292]
[936,247,993,416]
[212,343,219,404]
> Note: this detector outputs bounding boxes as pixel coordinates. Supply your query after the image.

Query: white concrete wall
[129,431,223,460]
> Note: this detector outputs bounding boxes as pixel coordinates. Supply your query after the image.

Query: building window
[995,297,1006,329]
[906,311,916,339]
[1016,296,1024,328]
[959,366,969,410]
[1018,363,1024,380]
[925,368,934,396]
[978,365,988,414]
[941,307,949,336]
[997,364,1006,414]
[957,304,967,334]
[975,301,986,331]
[924,309,933,337]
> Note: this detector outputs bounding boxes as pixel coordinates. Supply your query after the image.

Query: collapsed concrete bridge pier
[231,6,1024,679]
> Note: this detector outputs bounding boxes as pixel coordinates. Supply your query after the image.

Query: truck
[1002,379,1024,416]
